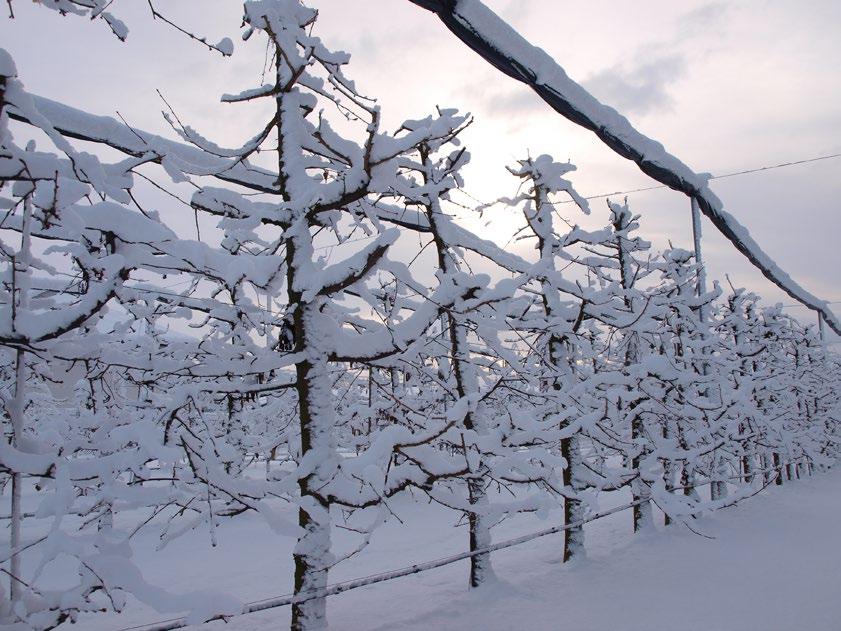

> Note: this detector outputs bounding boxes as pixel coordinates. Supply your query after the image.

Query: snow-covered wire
[119,498,647,631]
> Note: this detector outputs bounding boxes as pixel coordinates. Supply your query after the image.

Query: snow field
[64,467,841,631]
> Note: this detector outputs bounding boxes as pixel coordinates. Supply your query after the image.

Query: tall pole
[691,197,707,315]
[690,197,722,498]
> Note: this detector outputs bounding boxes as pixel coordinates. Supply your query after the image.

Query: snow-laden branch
[407,0,841,335]
[6,93,279,193]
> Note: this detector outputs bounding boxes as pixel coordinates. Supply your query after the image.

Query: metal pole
[690,196,717,496]
[690,196,707,315]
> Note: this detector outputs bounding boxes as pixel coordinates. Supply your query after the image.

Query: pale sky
[2,0,840,331]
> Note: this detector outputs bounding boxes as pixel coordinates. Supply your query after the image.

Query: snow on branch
[407,0,841,335]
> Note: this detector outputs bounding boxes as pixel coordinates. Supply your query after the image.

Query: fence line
[120,498,646,631]
[107,455,821,631]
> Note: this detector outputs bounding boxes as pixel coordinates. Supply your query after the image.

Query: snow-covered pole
[407,0,841,336]
[690,197,707,313]
[690,196,712,391]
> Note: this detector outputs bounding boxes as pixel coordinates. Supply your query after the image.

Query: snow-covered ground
[58,467,840,631]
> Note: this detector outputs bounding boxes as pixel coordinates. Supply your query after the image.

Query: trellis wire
[121,497,646,631]
[118,456,813,631]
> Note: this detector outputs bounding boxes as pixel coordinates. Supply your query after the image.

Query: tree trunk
[561,433,584,561]
[8,195,32,603]
[710,455,728,501]
[743,442,755,484]
[451,321,496,586]
[467,477,494,586]
[9,449,22,602]
[288,275,339,629]
[291,501,331,631]
[9,348,25,603]
[662,420,674,526]
[677,425,700,506]
[759,452,769,484]
[773,452,784,486]
[614,207,653,534]
[420,151,496,587]
[631,411,653,532]
[291,351,336,631]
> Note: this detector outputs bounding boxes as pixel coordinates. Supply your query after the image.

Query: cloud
[582,53,687,116]
[451,73,547,122]
[678,2,729,36]
[486,87,545,115]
